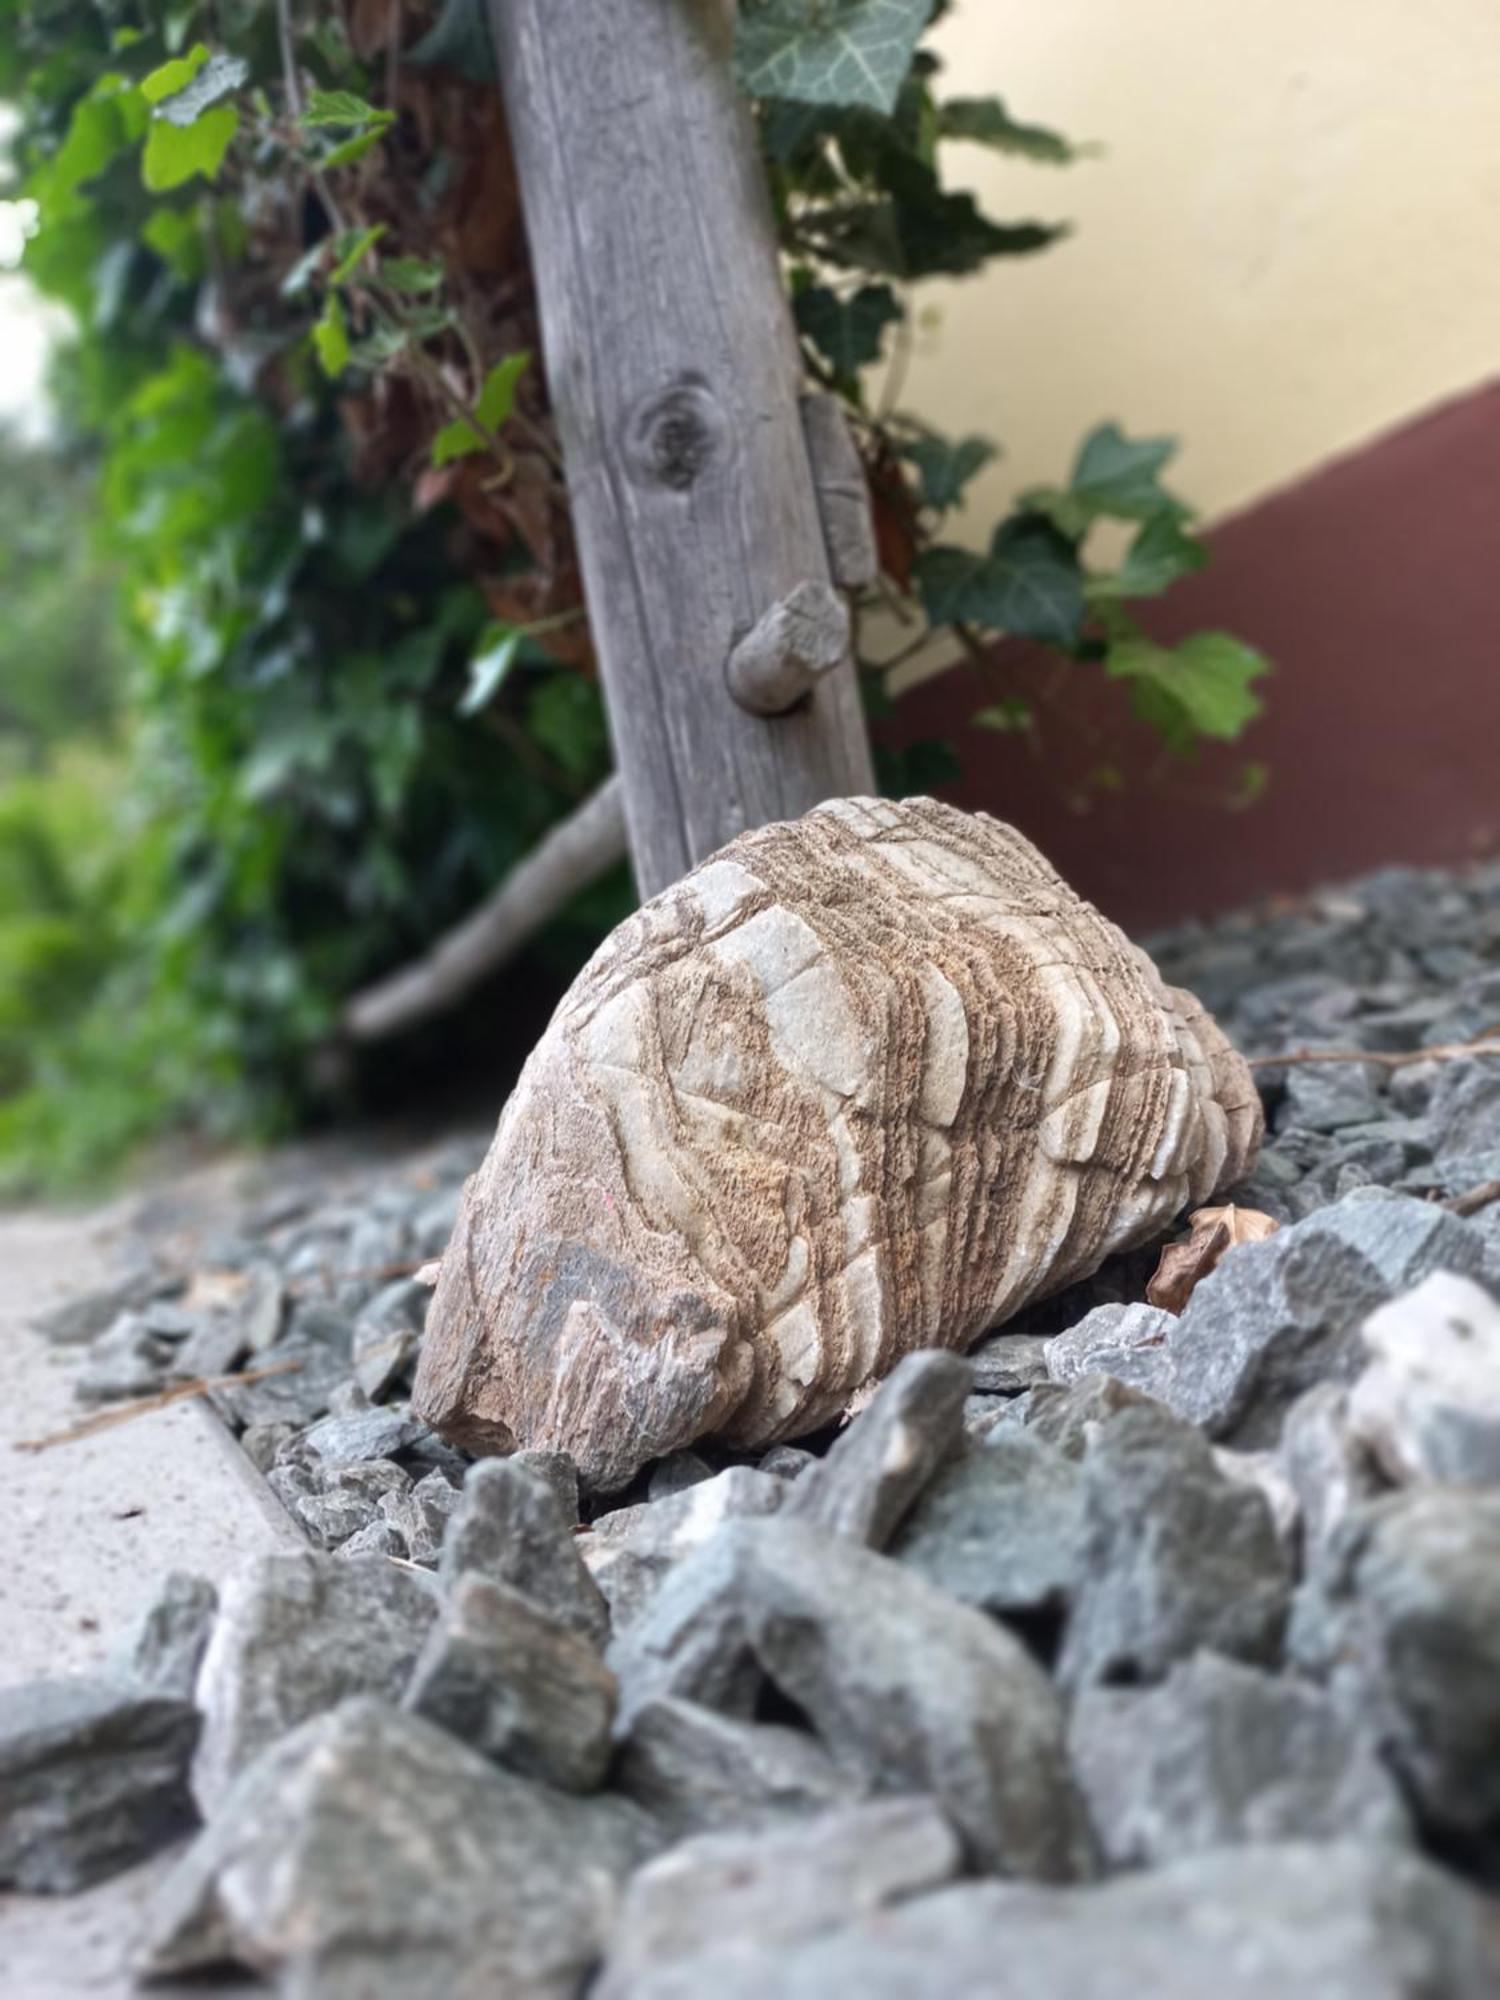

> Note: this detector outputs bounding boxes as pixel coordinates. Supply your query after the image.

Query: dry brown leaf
[1146,1202,1280,1314]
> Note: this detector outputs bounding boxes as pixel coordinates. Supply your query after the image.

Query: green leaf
[1104,630,1269,752]
[321,125,391,170]
[312,294,350,378]
[142,106,238,191]
[459,624,521,715]
[140,44,208,105]
[1026,423,1189,537]
[328,223,386,284]
[793,282,901,379]
[801,187,1065,280]
[299,89,390,129]
[527,675,609,784]
[430,353,530,465]
[973,698,1034,732]
[153,52,249,126]
[1109,512,1208,598]
[938,97,1084,165]
[380,256,444,294]
[475,352,530,427]
[735,0,929,115]
[142,204,204,278]
[915,518,1085,647]
[900,432,997,511]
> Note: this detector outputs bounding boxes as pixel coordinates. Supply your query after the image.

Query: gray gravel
[15,859,1500,1989]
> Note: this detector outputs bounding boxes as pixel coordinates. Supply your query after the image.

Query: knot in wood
[726,580,851,717]
[625,381,725,492]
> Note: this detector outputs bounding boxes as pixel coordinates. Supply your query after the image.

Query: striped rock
[414,798,1261,1489]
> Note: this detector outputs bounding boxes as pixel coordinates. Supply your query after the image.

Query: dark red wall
[884,378,1500,933]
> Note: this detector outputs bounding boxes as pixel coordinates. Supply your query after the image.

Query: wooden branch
[1443,1177,1500,1218]
[13,1357,302,1454]
[343,775,627,1042]
[801,391,879,589]
[489,0,875,899]
[1248,1034,1500,1072]
[726,580,850,716]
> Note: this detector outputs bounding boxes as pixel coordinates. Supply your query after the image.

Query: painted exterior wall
[910,0,1500,535]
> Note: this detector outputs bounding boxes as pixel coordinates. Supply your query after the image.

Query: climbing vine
[0,0,1266,1186]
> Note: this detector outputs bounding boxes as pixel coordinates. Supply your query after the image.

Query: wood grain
[489,0,875,899]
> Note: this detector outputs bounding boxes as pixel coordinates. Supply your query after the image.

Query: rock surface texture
[415,798,1261,1488]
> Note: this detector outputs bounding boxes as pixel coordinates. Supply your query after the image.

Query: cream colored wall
[907,0,1500,541]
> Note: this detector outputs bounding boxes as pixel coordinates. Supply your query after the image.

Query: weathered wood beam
[489,0,875,898]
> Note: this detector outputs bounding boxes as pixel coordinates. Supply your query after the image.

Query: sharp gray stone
[730,1518,1096,1880]
[1059,1403,1291,1689]
[351,1276,428,1400]
[211,1332,349,1431]
[192,1551,439,1813]
[380,1467,462,1566]
[1119,1191,1493,1446]
[439,1456,608,1645]
[596,1799,960,2000]
[1023,1371,1159,1459]
[601,1841,1499,2000]
[1043,1302,1175,1391]
[74,1310,175,1404]
[890,1426,1084,1622]
[121,1571,218,1700]
[0,1677,199,1892]
[583,1466,785,1631]
[139,1698,659,1998]
[1346,1271,1500,1485]
[966,1330,1053,1395]
[405,1572,617,1792]
[616,1696,865,1837]
[782,1350,972,1549]
[1278,1381,1385,1557]
[1069,1652,1409,1866]
[1289,1487,1500,1841]
[647,1451,715,1500]
[300,1405,429,1467]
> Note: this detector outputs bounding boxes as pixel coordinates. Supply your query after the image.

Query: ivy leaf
[901,432,997,511]
[938,97,1084,165]
[803,187,1064,279]
[459,624,521,715]
[1105,630,1268,752]
[299,90,389,128]
[381,256,444,294]
[1026,423,1190,538]
[153,52,249,127]
[735,0,930,115]
[142,106,238,190]
[915,518,1085,647]
[328,223,386,284]
[140,44,209,105]
[430,353,531,465]
[312,294,350,378]
[1108,512,1208,598]
[321,125,392,170]
[793,282,901,380]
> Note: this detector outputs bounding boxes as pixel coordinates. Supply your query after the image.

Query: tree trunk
[490,0,875,898]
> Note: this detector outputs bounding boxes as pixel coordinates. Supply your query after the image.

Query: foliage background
[0,0,1266,1191]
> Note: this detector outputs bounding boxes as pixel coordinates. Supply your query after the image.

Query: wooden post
[489,0,876,899]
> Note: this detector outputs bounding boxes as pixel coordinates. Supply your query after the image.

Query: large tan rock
[414,798,1261,1489]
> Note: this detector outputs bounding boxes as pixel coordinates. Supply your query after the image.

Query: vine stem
[1247,1034,1500,1071]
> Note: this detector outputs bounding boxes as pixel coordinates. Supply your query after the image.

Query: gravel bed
[5,856,1500,1995]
